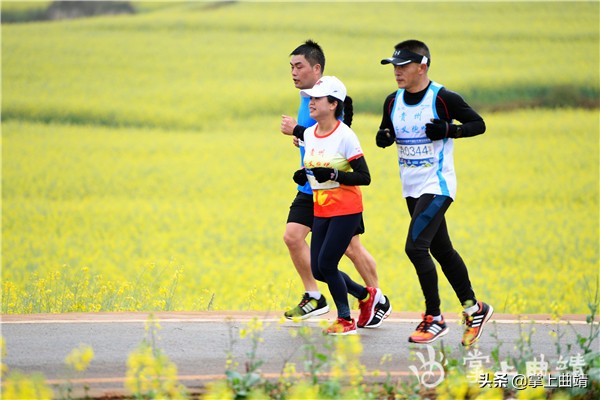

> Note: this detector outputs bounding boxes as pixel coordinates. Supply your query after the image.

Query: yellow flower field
[1,1,598,315]
[2,108,598,314]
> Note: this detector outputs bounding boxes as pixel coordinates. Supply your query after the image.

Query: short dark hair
[290,39,326,73]
[394,39,431,66]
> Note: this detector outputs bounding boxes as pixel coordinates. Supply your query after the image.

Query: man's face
[393,62,425,92]
[290,54,320,90]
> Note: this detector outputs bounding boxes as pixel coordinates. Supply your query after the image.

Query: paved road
[1,311,597,398]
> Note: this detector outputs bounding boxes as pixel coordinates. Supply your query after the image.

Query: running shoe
[357,287,383,327]
[363,295,392,328]
[408,314,449,344]
[284,293,329,320]
[461,301,494,346]
[324,317,357,335]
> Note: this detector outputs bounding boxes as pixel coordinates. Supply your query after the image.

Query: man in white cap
[280,40,391,329]
[292,75,376,334]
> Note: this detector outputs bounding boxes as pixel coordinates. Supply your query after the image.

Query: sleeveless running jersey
[391,81,457,199]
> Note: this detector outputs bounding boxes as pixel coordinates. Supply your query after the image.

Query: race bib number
[397,138,435,168]
[307,174,340,190]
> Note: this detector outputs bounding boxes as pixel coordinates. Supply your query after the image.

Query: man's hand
[281,115,298,136]
[425,118,458,141]
[293,169,307,185]
[311,167,338,183]
[376,128,396,148]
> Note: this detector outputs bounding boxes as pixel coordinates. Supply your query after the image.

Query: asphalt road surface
[2,311,597,398]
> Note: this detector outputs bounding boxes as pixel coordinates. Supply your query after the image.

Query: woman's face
[308,96,335,121]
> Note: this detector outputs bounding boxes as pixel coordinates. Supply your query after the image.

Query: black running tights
[405,194,476,316]
[311,213,368,319]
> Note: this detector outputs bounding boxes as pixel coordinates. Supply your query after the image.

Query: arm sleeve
[436,88,486,138]
[378,93,397,131]
[292,125,306,140]
[336,156,371,186]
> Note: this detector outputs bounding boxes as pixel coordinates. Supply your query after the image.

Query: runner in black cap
[376,39,493,347]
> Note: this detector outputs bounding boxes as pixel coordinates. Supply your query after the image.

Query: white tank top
[391,81,457,199]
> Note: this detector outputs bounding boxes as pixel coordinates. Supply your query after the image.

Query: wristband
[292,125,305,140]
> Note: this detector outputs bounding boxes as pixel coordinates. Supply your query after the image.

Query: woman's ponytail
[343,96,353,127]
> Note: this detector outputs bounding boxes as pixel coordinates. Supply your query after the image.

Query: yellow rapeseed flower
[298,325,312,337]
[144,315,161,333]
[436,369,475,400]
[281,362,297,381]
[64,344,94,372]
[379,353,392,365]
[203,380,234,400]
[2,371,54,400]
[329,335,364,387]
[550,301,564,321]
[286,380,320,399]
[125,343,185,398]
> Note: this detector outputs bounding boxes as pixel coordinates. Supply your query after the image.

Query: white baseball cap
[300,76,347,102]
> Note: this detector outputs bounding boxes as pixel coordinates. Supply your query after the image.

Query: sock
[432,315,443,322]
[360,292,370,302]
[378,290,386,304]
[464,302,480,316]
[341,315,352,322]
[306,291,321,300]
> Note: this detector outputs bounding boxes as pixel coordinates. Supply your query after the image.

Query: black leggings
[405,194,476,316]
[311,213,367,319]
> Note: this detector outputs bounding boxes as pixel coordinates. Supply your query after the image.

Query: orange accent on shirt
[314,120,341,139]
[313,185,363,217]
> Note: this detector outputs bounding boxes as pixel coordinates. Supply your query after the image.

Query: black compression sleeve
[336,156,371,186]
[436,88,486,138]
[378,93,396,131]
[292,125,306,140]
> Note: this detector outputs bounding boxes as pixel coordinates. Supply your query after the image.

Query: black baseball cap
[381,49,429,66]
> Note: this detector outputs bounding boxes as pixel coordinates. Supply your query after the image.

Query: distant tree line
[2,1,134,23]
